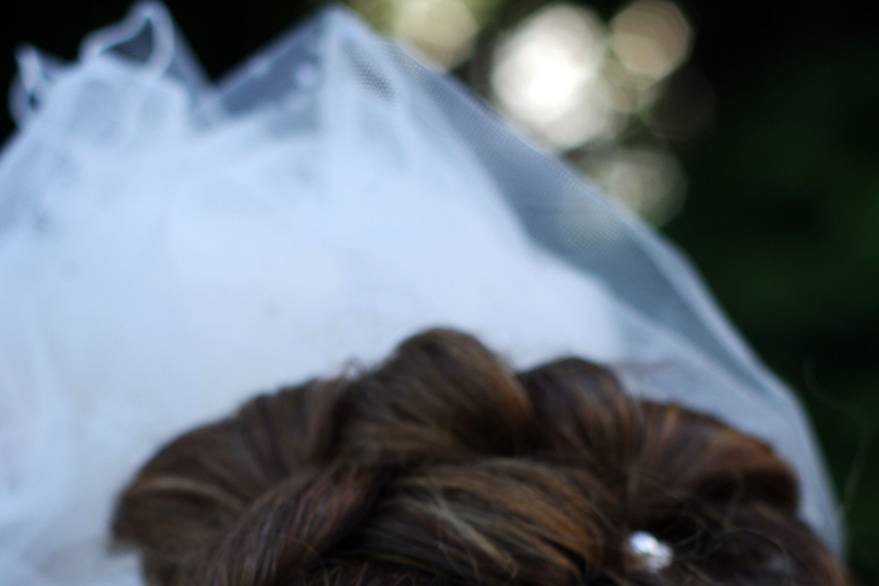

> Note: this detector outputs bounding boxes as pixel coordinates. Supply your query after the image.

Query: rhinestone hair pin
[626,531,673,573]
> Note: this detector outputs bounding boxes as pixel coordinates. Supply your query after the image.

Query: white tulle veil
[0,3,842,585]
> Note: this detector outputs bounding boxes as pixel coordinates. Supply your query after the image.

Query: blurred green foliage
[665,39,879,583]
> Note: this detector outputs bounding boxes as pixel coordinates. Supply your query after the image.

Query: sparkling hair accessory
[626,531,673,573]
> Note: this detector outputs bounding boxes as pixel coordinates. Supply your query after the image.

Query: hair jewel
[626,531,673,573]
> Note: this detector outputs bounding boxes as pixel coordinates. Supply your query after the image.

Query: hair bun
[199,466,381,586]
[114,329,846,585]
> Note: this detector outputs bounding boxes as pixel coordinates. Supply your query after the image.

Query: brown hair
[113,329,847,585]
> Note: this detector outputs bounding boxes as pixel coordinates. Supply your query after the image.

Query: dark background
[2,1,876,582]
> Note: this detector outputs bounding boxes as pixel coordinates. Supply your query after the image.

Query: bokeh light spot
[490,3,615,150]
[611,0,692,80]
[582,146,686,224]
[392,0,479,69]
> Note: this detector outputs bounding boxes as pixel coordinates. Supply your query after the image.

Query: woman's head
[113,329,846,585]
